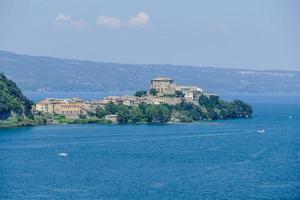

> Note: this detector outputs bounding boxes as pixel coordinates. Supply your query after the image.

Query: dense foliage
[92,95,252,124]
[198,94,253,119]
[0,73,33,120]
[134,90,147,97]
[149,88,158,96]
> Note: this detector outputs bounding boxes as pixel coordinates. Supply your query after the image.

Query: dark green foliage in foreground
[175,90,184,98]
[199,94,220,108]
[116,105,130,123]
[217,100,253,119]
[0,73,33,120]
[134,90,147,97]
[149,88,158,96]
[105,101,118,114]
[0,73,52,127]
[95,107,108,118]
[145,104,171,123]
[129,106,144,123]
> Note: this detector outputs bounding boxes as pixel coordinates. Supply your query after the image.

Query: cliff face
[0,73,33,120]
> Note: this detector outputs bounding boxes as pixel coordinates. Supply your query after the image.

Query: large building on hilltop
[150,77,176,96]
[150,76,203,100]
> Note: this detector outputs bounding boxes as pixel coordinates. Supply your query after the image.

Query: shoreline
[0,116,251,129]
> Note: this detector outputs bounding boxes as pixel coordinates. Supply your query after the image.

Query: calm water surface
[0,103,300,199]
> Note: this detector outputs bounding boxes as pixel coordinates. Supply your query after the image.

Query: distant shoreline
[0,118,243,129]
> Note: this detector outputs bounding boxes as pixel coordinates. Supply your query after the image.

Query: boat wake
[58,152,68,157]
[257,129,265,133]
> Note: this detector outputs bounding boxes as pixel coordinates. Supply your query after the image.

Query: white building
[176,86,203,99]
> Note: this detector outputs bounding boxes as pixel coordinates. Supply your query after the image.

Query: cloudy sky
[0,0,299,70]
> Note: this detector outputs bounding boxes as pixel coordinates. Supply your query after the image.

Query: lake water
[0,96,300,199]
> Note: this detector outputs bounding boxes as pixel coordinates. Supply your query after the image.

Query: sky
[0,0,299,71]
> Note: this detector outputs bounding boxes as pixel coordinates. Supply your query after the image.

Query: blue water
[0,103,300,199]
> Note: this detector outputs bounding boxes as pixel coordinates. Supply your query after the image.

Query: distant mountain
[0,50,299,94]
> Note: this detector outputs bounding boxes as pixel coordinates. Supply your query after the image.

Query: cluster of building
[34,77,205,118]
[150,77,203,99]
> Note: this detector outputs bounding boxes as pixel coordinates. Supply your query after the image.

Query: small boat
[289,116,293,119]
[58,152,68,157]
[257,129,265,133]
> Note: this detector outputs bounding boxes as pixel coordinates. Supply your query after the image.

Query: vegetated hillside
[0,51,299,94]
[0,73,33,120]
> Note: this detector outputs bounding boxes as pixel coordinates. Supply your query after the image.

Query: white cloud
[127,11,149,27]
[54,13,86,28]
[95,11,149,29]
[56,13,71,22]
[96,16,121,28]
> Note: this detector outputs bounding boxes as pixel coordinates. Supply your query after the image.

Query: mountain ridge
[1,50,299,72]
[0,50,299,94]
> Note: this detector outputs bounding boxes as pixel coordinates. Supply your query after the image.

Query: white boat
[257,129,265,133]
[58,152,68,157]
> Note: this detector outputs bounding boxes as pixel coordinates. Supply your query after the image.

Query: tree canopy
[0,73,33,120]
[134,90,147,97]
[149,88,158,96]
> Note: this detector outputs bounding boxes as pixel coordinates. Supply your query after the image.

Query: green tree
[208,95,220,107]
[179,111,193,122]
[116,105,130,123]
[0,73,33,120]
[175,90,184,98]
[138,103,148,114]
[105,101,118,114]
[198,94,210,107]
[145,104,170,123]
[129,106,144,123]
[149,88,158,96]
[174,102,203,121]
[199,94,220,108]
[134,90,147,97]
[95,106,107,118]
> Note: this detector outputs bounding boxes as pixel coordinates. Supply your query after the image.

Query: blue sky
[0,0,299,70]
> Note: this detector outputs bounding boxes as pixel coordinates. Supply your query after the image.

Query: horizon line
[0,49,299,72]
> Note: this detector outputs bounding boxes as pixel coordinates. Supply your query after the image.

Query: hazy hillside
[0,51,299,94]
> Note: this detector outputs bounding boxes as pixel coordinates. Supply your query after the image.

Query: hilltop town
[34,77,205,121]
[33,77,252,124]
[0,73,252,127]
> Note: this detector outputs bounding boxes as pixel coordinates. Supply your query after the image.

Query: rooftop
[151,77,174,81]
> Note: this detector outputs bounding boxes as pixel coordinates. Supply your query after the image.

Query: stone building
[35,98,87,118]
[54,103,87,118]
[150,77,176,96]
[105,115,118,123]
[176,86,203,100]
[35,98,64,114]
